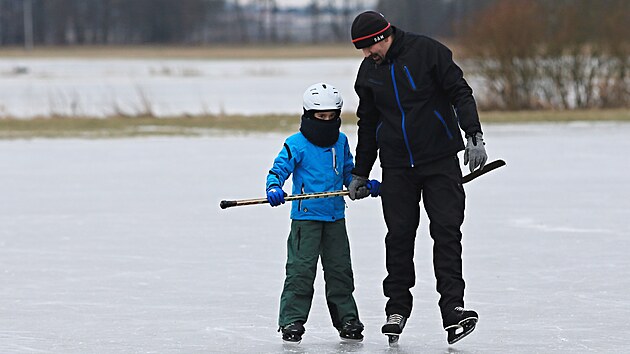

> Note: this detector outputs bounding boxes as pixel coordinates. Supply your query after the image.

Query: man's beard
[371,54,384,64]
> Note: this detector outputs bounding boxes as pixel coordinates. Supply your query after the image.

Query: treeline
[0,0,226,45]
[2,0,628,110]
[375,0,496,38]
[0,0,373,45]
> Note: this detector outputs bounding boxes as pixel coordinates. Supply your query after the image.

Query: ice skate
[381,314,407,346]
[279,321,305,345]
[443,307,478,344]
[339,319,364,342]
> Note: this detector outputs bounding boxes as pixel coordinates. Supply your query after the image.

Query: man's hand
[266,186,287,207]
[464,132,488,172]
[348,175,369,200]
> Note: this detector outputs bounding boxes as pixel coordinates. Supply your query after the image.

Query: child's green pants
[278,219,360,329]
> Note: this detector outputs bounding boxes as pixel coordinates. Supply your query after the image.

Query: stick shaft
[220,159,505,209]
[220,190,349,209]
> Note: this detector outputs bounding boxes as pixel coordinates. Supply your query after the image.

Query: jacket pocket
[297,183,305,212]
[368,77,384,86]
[433,110,454,140]
[403,66,417,90]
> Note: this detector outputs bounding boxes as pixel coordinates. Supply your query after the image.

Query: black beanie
[351,11,392,49]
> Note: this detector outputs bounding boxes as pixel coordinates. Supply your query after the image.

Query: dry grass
[0,115,303,139]
[1,109,629,139]
[0,44,359,59]
[480,109,630,123]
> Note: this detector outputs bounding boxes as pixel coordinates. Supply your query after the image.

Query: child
[266,83,380,344]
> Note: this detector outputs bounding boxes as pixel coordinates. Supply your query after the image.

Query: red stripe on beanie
[351,23,391,43]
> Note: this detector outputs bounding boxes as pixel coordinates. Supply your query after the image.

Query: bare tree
[309,0,320,43]
[22,0,33,49]
[459,0,630,110]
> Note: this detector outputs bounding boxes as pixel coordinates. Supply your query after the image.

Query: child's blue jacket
[266,132,354,222]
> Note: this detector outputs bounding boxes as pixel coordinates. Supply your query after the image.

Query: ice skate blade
[282,334,303,346]
[282,339,301,346]
[339,336,364,343]
[387,334,399,347]
[446,319,477,345]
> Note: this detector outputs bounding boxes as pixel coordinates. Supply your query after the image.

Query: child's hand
[266,186,287,207]
[367,180,381,197]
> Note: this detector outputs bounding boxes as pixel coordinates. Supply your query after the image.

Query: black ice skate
[338,319,364,342]
[443,307,478,344]
[381,314,407,346]
[279,321,305,345]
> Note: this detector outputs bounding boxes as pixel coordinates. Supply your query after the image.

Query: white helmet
[302,83,343,111]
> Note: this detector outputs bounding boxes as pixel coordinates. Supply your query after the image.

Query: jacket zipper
[390,63,415,167]
[331,147,339,175]
[433,110,454,140]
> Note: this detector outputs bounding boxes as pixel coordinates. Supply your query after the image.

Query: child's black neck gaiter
[300,114,341,147]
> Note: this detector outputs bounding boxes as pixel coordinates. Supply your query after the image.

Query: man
[347,11,488,345]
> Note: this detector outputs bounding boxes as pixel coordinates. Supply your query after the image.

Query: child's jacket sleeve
[266,142,297,189]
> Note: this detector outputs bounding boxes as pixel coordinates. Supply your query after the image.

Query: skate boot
[443,307,478,344]
[279,321,305,345]
[338,319,364,342]
[381,314,407,346]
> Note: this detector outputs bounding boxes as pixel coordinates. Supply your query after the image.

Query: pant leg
[319,219,359,329]
[421,156,466,318]
[381,167,422,318]
[278,220,322,327]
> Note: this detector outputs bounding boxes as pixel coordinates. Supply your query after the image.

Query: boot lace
[386,314,405,325]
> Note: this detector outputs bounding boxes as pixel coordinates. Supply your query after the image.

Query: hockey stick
[220,190,349,209]
[220,159,505,209]
[462,159,506,183]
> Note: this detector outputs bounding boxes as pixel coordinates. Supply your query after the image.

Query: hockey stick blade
[462,159,506,184]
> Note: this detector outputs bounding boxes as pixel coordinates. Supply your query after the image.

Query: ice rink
[1,122,629,353]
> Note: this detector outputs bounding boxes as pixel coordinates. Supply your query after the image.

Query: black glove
[348,175,369,200]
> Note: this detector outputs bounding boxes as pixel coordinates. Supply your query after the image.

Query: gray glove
[464,132,488,172]
[348,174,370,200]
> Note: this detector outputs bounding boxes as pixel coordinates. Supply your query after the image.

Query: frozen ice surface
[1,122,629,353]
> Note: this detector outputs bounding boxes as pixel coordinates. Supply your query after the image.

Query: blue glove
[266,186,286,207]
[366,179,381,197]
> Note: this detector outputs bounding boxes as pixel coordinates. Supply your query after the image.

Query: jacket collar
[384,27,404,63]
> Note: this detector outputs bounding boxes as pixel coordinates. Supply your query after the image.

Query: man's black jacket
[352,27,482,177]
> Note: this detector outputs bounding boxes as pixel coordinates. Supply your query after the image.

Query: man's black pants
[380,155,466,320]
